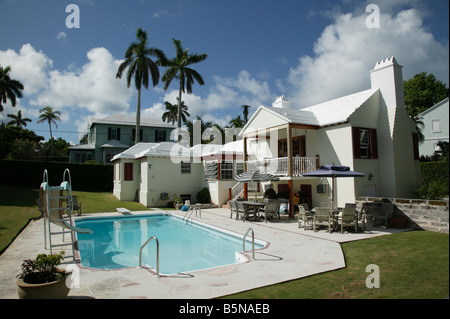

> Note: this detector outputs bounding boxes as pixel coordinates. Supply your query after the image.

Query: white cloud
[31,47,133,114]
[57,31,67,41]
[143,70,272,126]
[0,43,53,95]
[283,8,449,108]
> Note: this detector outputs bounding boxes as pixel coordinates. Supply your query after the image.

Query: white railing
[246,157,317,176]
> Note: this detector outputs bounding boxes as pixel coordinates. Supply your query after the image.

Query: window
[108,127,121,140]
[124,163,133,181]
[432,120,441,133]
[236,162,244,176]
[181,161,191,174]
[352,127,378,159]
[220,161,233,180]
[155,130,167,142]
[74,151,93,163]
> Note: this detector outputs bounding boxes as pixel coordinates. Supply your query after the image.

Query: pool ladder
[243,228,255,260]
[139,236,160,277]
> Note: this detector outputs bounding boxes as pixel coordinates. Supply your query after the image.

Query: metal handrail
[139,236,160,277]
[243,228,255,259]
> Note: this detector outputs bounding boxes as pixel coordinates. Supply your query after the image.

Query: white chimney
[272,95,291,109]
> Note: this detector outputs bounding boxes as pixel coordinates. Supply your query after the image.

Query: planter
[391,217,407,229]
[17,271,71,299]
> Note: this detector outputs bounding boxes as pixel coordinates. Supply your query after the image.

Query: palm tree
[7,110,32,128]
[116,27,166,144]
[162,98,190,125]
[37,106,61,156]
[229,115,245,128]
[0,65,24,112]
[160,39,207,131]
[241,105,251,124]
[185,116,212,146]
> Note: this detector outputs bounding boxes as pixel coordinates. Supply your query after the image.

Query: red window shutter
[352,126,361,159]
[370,129,378,159]
[124,163,133,181]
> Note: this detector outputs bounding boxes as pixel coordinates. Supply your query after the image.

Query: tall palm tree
[0,65,24,112]
[162,98,190,125]
[241,105,251,124]
[7,110,32,128]
[37,106,61,156]
[185,116,212,146]
[229,115,245,128]
[116,27,166,144]
[160,39,207,131]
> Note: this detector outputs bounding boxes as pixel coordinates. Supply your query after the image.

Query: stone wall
[356,197,449,233]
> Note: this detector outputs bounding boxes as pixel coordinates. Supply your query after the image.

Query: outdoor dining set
[229,199,367,234]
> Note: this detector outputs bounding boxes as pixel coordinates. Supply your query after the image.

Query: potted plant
[390,210,408,229]
[16,251,71,299]
[173,194,183,210]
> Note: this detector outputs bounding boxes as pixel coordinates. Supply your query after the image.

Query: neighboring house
[240,56,421,214]
[112,57,422,214]
[111,140,245,207]
[415,98,449,157]
[69,114,175,163]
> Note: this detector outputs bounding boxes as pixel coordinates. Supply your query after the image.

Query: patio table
[242,201,266,220]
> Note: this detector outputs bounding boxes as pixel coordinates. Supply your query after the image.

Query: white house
[111,140,246,208]
[240,57,421,215]
[112,57,421,214]
[415,98,449,157]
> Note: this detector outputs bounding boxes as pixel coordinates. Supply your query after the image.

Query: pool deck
[0,208,409,299]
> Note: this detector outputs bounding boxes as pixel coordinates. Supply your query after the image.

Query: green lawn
[1,185,448,298]
[0,185,150,254]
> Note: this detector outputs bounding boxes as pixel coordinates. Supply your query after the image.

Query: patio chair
[298,205,313,230]
[258,200,280,223]
[236,201,256,222]
[313,207,332,233]
[373,202,394,228]
[356,209,366,231]
[71,195,82,216]
[229,200,238,219]
[336,207,357,233]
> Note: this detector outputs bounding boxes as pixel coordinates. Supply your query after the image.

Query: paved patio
[0,208,408,299]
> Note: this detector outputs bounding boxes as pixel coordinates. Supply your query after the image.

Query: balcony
[246,157,318,177]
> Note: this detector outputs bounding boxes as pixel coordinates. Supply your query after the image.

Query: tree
[185,116,212,146]
[37,106,61,156]
[404,72,449,117]
[241,105,251,124]
[160,39,207,131]
[229,115,245,128]
[162,98,190,125]
[116,27,166,144]
[6,110,32,128]
[0,65,24,112]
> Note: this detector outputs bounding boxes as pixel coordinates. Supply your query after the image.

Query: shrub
[197,187,210,204]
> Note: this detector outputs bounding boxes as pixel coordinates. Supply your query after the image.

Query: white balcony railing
[246,157,317,176]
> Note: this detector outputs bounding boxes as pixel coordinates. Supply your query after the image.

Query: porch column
[288,180,294,218]
[243,182,248,199]
[287,124,293,177]
[243,136,248,171]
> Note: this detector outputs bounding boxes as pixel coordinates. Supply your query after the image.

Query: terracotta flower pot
[17,271,71,299]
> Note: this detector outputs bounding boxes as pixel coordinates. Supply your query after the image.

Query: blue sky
[0,0,449,145]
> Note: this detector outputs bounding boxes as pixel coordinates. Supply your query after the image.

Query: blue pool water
[75,214,264,274]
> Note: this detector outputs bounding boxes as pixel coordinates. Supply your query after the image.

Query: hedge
[416,161,449,199]
[0,160,113,191]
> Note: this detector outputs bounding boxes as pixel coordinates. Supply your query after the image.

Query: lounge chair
[298,205,313,230]
[313,207,332,232]
[336,207,357,233]
[258,200,280,223]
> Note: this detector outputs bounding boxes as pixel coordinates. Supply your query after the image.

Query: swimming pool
[75,214,265,274]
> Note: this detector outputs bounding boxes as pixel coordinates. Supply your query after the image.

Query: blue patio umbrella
[302,164,365,207]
